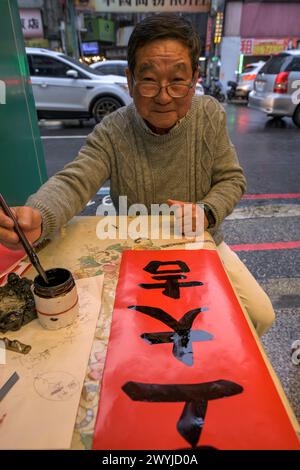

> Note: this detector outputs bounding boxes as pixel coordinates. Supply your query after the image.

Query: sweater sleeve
[26,121,113,238]
[201,104,246,230]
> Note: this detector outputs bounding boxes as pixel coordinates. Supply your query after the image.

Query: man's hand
[0,206,42,250]
[166,199,209,237]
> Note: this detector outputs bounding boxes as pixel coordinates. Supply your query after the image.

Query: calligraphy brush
[0,193,48,284]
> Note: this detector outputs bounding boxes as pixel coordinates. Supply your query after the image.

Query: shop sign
[214,11,223,44]
[98,19,115,42]
[95,0,210,13]
[19,9,43,38]
[74,0,96,10]
[205,16,213,55]
[241,38,292,56]
[25,38,49,49]
[83,18,115,42]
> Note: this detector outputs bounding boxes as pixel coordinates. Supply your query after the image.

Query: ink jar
[33,268,78,330]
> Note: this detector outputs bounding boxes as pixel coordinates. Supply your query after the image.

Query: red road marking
[230,241,300,251]
[242,194,300,200]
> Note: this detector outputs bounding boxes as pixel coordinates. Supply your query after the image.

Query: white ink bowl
[32,268,78,330]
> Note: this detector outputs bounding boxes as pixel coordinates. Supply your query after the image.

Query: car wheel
[292,105,300,128]
[92,96,122,123]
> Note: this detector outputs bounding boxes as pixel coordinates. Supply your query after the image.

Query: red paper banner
[93,250,300,450]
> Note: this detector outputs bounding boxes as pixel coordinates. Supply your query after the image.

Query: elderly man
[0,14,274,335]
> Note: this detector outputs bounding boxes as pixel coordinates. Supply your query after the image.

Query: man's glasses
[133,78,195,98]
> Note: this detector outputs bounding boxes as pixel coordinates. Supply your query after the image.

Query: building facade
[220,0,300,89]
[18,0,65,49]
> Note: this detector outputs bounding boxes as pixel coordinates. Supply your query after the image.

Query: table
[16,216,300,448]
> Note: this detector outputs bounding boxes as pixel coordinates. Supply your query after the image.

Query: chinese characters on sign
[95,0,210,13]
[19,9,43,39]
[240,38,295,56]
[205,17,213,55]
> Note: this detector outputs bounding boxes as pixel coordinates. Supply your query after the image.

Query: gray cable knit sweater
[27,95,246,245]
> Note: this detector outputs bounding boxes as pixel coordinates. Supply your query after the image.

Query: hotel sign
[95,0,210,13]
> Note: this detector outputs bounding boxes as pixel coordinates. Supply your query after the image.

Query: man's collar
[143,116,186,135]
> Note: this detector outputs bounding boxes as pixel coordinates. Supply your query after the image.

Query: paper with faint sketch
[0,276,103,449]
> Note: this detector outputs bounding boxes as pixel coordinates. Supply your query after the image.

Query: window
[97,64,118,75]
[117,65,127,77]
[61,55,94,74]
[243,65,256,73]
[29,55,71,78]
[260,54,291,75]
[95,63,127,77]
[286,57,300,72]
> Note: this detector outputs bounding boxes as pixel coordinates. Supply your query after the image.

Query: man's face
[126,39,197,134]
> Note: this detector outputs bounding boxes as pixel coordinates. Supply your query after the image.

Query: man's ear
[125,68,134,97]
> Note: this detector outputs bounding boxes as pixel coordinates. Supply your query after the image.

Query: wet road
[39,104,300,421]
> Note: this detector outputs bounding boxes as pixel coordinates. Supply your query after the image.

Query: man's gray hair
[127,14,200,75]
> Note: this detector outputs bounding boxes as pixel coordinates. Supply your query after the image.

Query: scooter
[227,81,238,101]
[203,78,226,103]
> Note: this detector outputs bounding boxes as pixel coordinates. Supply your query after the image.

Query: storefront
[220,1,300,89]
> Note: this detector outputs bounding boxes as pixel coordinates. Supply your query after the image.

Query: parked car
[249,51,300,128]
[90,59,128,77]
[235,61,265,100]
[26,48,131,122]
[195,82,204,96]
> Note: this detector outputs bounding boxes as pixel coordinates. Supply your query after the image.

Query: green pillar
[0,0,47,206]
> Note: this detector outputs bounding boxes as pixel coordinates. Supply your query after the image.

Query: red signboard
[240,37,298,56]
[205,17,213,54]
[93,250,300,450]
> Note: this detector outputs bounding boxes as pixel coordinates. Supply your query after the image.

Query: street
[39,103,300,421]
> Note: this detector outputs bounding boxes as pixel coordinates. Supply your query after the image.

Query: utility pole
[67,0,80,60]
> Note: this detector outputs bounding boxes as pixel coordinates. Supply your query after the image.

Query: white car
[90,60,128,77]
[236,61,266,99]
[195,82,204,96]
[26,48,131,122]
[249,51,300,128]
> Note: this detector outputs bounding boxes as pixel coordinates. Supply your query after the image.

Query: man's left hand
[166,199,209,236]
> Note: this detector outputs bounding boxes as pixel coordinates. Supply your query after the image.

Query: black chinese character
[140,260,203,299]
[28,18,39,29]
[123,380,243,448]
[152,0,165,6]
[128,306,212,366]
[143,260,190,274]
